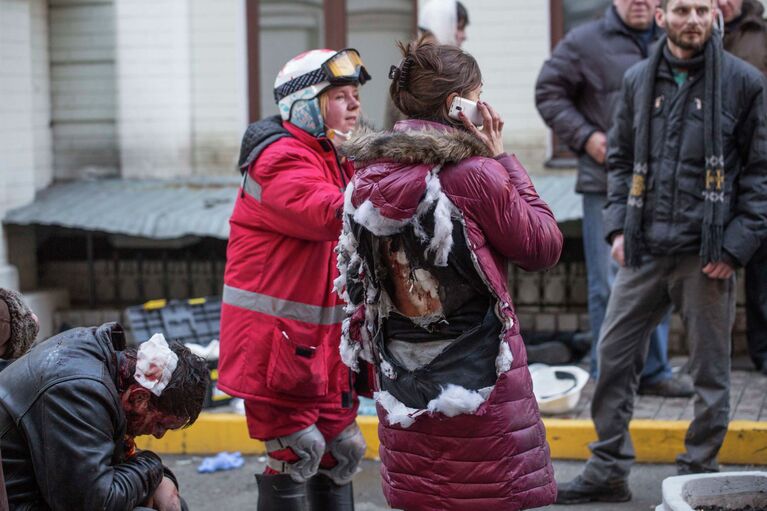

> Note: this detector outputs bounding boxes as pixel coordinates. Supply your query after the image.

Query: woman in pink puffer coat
[335,38,563,510]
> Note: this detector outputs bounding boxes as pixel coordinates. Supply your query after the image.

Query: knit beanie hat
[0,288,39,359]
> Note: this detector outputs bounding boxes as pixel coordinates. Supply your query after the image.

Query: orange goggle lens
[325,50,365,79]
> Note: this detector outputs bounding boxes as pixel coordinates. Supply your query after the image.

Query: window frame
[246,0,418,123]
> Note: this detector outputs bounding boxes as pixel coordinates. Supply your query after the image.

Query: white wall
[30,0,54,190]
[116,0,193,178]
[414,0,550,170]
[459,0,550,170]
[190,0,248,175]
[0,0,37,288]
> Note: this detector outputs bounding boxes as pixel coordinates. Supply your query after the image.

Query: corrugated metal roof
[3,177,239,240]
[529,173,581,223]
[3,173,582,241]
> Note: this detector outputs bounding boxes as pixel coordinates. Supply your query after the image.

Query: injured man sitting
[0,323,209,511]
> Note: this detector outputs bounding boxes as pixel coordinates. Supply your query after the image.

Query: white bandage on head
[134,333,179,397]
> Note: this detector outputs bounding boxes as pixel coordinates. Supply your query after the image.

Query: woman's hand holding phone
[459,101,505,157]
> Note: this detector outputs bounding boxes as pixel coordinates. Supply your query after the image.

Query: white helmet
[274,48,371,137]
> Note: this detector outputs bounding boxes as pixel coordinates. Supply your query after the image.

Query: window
[246,0,417,123]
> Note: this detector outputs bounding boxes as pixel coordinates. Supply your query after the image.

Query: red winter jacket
[219,120,354,413]
[337,120,562,510]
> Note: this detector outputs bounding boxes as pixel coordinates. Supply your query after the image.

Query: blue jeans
[582,193,672,384]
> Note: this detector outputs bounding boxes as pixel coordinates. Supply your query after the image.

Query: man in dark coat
[720,0,767,375]
[0,288,39,511]
[0,323,209,510]
[535,0,691,397]
[556,0,767,504]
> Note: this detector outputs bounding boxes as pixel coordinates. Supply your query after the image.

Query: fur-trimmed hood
[340,119,492,165]
[0,288,39,359]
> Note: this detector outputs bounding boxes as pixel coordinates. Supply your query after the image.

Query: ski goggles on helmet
[274,48,371,103]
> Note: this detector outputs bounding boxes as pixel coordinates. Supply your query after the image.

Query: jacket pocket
[266,321,328,398]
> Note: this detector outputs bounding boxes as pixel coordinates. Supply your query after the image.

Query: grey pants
[583,254,735,483]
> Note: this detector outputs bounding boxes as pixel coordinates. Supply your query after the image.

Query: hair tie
[388,65,401,81]
[389,56,414,91]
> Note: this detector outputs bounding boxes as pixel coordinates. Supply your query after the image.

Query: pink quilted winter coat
[336,120,563,510]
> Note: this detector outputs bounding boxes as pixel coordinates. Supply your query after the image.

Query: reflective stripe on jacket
[218,120,354,408]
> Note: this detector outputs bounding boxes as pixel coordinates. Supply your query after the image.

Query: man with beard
[719,0,767,376]
[535,0,692,398]
[555,0,767,504]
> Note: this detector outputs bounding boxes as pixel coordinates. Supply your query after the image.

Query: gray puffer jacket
[535,6,660,193]
[605,44,767,266]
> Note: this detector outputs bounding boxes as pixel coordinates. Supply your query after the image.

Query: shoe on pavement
[555,475,632,505]
[638,374,694,398]
[677,461,719,476]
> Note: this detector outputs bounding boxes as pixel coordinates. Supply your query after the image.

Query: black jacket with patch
[535,6,661,193]
[605,48,767,266]
[0,323,171,511]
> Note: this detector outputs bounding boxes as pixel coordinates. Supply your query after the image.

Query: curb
[136,414,767,465]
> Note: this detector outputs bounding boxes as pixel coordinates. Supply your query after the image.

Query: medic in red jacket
[218,48,371,511]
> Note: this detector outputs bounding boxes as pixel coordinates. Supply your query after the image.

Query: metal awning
[3,173,581,241]
[529,173,581,224]
[3,177,239,240]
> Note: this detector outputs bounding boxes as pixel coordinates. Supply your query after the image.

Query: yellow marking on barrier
[357,416,380,460]
[544,419,767,465]
[143,299,167,310]
[136,414,767,465]
[137,413,264,454]
[188,297,206,305]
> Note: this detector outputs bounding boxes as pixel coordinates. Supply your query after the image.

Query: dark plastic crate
[124,297,231,408]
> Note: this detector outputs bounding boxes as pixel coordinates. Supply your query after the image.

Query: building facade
[0,0,755,347]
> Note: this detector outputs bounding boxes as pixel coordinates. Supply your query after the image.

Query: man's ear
[655,5,666,29]
[122,385,152,412]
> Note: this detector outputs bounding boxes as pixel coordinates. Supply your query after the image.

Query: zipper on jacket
[319,137,349,190]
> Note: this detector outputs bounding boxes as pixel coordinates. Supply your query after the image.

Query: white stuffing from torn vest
[376,384,496,429]
[495,340,514,374]
[375,391,421,428]
[380,359,396,380]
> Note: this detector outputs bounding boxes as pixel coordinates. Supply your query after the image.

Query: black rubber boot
[306,474,355,511]
[555,475,632,505]
[255,473,307,511]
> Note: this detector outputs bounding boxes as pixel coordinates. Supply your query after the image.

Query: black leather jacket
[0,323,172,510]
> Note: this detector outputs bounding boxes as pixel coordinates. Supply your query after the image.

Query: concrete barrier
[136,415,767,465]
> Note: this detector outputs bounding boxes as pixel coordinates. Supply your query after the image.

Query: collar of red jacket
[283,120,335,154]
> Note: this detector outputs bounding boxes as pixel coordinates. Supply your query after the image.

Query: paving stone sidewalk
[550,360,767,422]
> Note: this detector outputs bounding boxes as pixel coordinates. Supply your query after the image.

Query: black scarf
[624,34,725,267]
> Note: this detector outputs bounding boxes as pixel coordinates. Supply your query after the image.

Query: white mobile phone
[448,96,483,126]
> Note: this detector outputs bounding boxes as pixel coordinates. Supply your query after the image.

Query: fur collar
[340,124,492,165]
